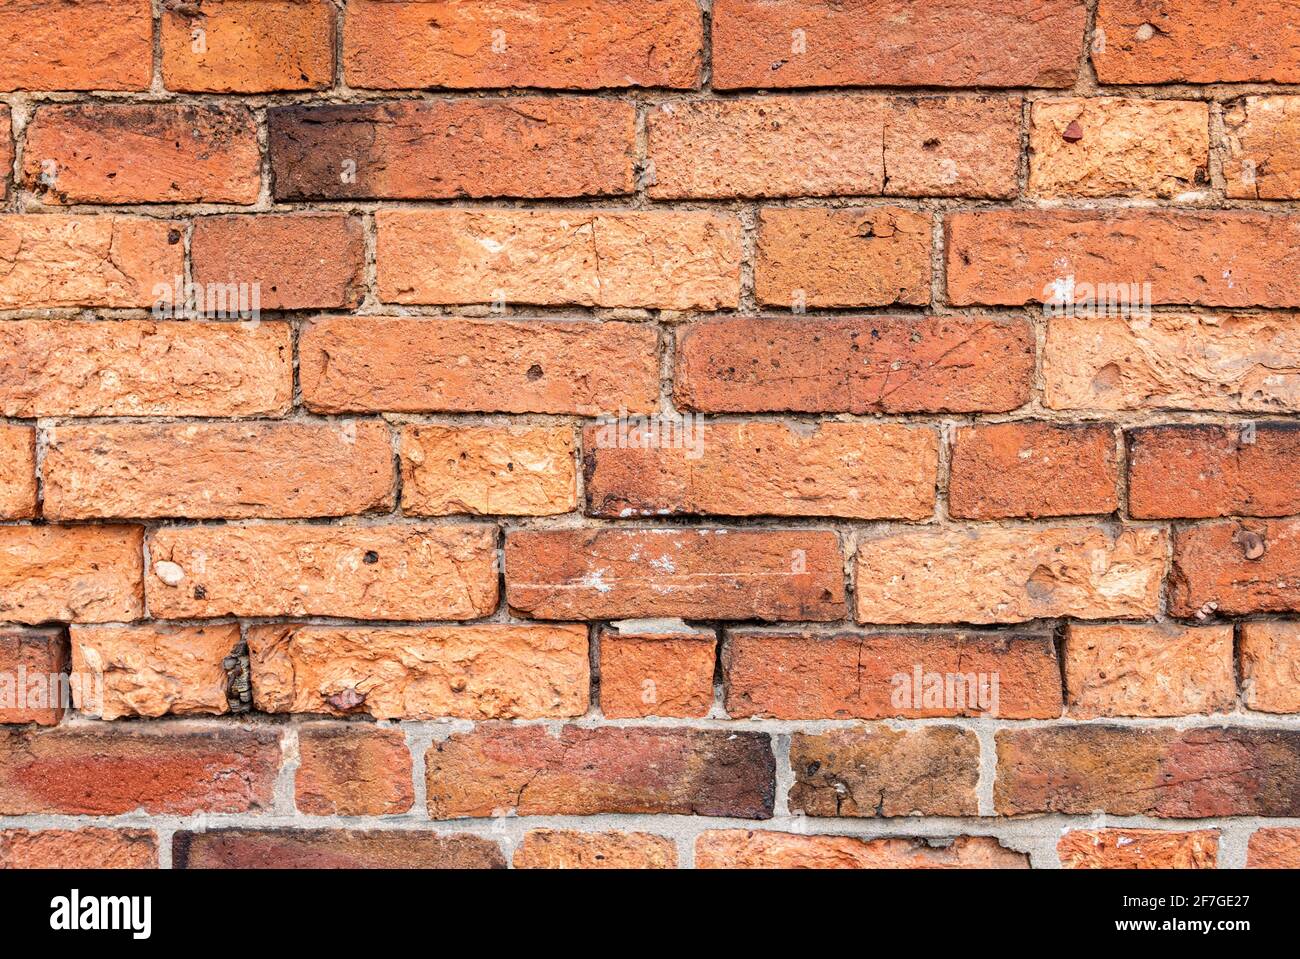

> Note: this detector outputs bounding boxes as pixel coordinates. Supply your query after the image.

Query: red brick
[0,726,280,815]
[344,0,702,90]
[23,103,261,204]
[296,725,414,816]
[1247,828,1300,868]
[1240,622,1300,713]
[1094,0,1300,84]
[725,630,1061,720]
[1170,520,1300,617]
[674,317,1034,414]
[0,0,152,92]
[584,421,938,520]
[697,831,1028,869]
[271,99,635,200]
[949,422,1119,519]
[0,320,291,418]
[948,210,1300,307]
[0,215,183,309]
[1058,830,1218,869]
[505,528,845,621]
[0,628,68,726]
[1129,424,1300,518]
[162,0,335,93]
[191,214,364,310]
[599,626,716,719]
[790,727,980,817]
[756,208,932,308]
[996,726,1300,816]
[43,421,393,520]
[301,317,658,415]
[514,830,677,869]
[884,96,1023,198]
[712,0,1085,89]
[1225,96,1300,199]
[0,829,157,869]
[376,209,741,310]
[0,427,36,520]
[0,526,143,625]
[174,829,505,869]
[426,725,774,819]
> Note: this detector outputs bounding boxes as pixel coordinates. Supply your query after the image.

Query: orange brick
[0,0,152,92]
[0,526,143,625]
[1240,622,1300,713]
[1225,96,1300,199]
[697,831,1028,869]
[43,421,392,520]
[949,422,1119,519]
[757,208,931,309]
[599,626,716,719]
[883,96,1022,198]
[0,829,157,869]
[0,427,36,520]
[23,103,261,204]
[1171,520,1300,617]
[401,425,577,516]
[1058,830,1218,869]
[192,213,364,311]
[584,421,937,520]
[0,215,182,309]
[1247,828,1300,868]
[301,317,659,415]
[162,0,335,92]
[344,0,702,90]
[0,320,291,418]
[296,725,414,816]
[0,628,68,726]
[514,830,677,869]
[376,209,741,309]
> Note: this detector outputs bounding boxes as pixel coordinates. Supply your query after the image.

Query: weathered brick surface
[0,829,158,869]
[0,0,152,91]
[426,726,775,819]
[295,725,414,816]
[1170,520,1300,617]
[514,830,678,869]
[1225,96,1300,199]
[696,831,1029,869]
[248,623,588,720]
[0,628,68,726]
[1240,622,1300,713]
[1058,830,1219,869]
[1246,828,1300,868]
[0,526,143,625]
[0,427,36,520]
[174,829,506,869]
[599,627,716,719]
[0,108,10,202]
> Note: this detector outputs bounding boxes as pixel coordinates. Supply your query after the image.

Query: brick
[696,832,1029,869]
[1058,830,1219,869]
[0,0,151,91]
[402,425,577,516]
[1240,622,1300,713]
[584,421,938,520]
[505,528,845,621]
[724,630,1061,720]
[0,320,292,418]
[790,727,980,817]
[44,422,392,521]
[0,829,157,869]
[271,99,635,201]
[513,830,678,869]
[162,0,335,92]
[854,525,1166,625]
[1247,828,1300,868]
[70,623,240,721]
[1129,424,1300,519]
[148,523,495,620]
[192,214,364,310]
[1225,96,1300,199]
[174,829,505,869]
[996,726,1300,817]
[0,526,143,625]
[302,317,658,415]
[0,427,36,520]
[376,209,741,309]
[248,623,588,720]
[1029,98,1209,198]
[1093,0,1300,84]
[344,0,702,90]
[426,725,774,819]
[0,108,11,202]
[23,103,261,204]
[949,422,1119,519]
[1044,313,1300,413]
[599,626,716,719]
[947,210,1300,308]
[0,215,182,309]
[0,628,68,726]
[756,208,931,309]
[675,317,1034,414]
[1170,520,1300,617]
[0,726,280,815]
[712,0,1085,89]
[296,725,414,816]
[883,96,1022,198]
[1064,623,1236,719]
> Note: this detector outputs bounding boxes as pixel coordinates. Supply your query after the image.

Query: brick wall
[0,0,1298,870]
